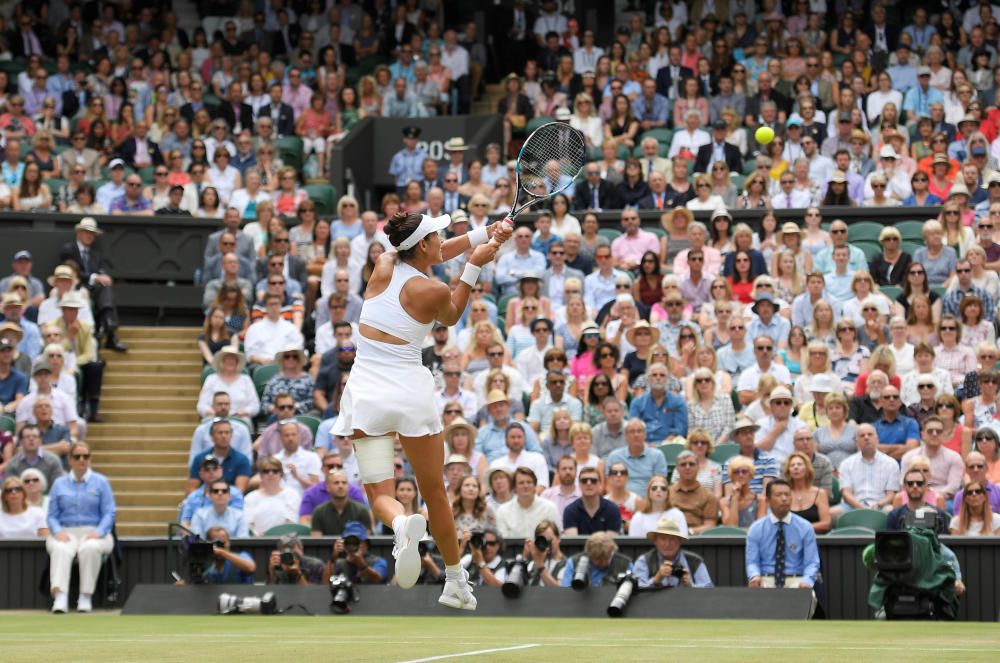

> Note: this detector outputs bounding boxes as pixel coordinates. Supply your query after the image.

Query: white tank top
[358,261,434,365]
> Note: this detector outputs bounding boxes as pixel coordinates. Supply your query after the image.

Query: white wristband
[467,226,489,248]
[460,263,482,287]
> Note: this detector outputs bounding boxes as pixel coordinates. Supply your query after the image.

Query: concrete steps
[87,326,202,535]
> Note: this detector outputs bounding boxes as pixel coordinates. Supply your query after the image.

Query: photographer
[323,521,386,585]
[522,520,568,587]
[633,517,713,589]
[560,532,632,588]
[460,528,507,586]
[267,533,324,585]
[180,527,256,585]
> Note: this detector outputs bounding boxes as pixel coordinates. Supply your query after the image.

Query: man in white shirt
[275,421,322,497]
[532,0,568,45]
[243,293,304,365]
[471,342,525,407]
[833,424,900,519]
[771,172,814,209]
[348,211,391,276]
[435,362,478,420]
[515,320,554,394]
[496,466,559,538]
[16,363,79,441]
[736,337,793,406]
[572,30,603,74]
[753,387,808,465]
[489,423,551,489]
[802,135,835,185]
[668,109,711,159]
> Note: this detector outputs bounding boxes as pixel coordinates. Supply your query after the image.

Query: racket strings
[518,124,587,197]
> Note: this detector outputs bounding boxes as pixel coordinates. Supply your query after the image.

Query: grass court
[3,613,999,662]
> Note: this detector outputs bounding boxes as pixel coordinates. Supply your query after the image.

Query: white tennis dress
[332,261,443,438]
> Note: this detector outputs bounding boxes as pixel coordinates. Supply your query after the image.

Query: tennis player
[332,210,511,610]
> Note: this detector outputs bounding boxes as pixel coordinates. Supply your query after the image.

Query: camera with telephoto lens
[571,555,591,590]
[279,551,295,566]
[469,530,484,550]
[329,574,356,614]
[607,573,637,618]
[533,535,549,553]
[180,535,216,584]
[344,536,361,555]
[502,555,528,599]
[218,592,277,615]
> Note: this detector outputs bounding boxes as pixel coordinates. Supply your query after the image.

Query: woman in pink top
[296,93,333,179]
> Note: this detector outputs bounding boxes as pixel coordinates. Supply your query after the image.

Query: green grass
[1,614,998,662]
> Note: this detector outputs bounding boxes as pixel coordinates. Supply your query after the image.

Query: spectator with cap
[0,250,44,309]
[388,126,427,194]
[58,217,127,352]
[95,158,127,210]
[326,520,387,585]
[722,417,779,496]
[754,386,809,466]
[746,293,791,349]
[634,516,713,589]
[30,396,72,466]
[179,453,246,529]
[196,347,259,420]
[155,184,191,216]
[260,346,314,420]
[903,66,944,119]
[15,361,79,443]
[1,293,41,358]
[191,478,250,538]
[309,469,372,536]
[0,337,28,414]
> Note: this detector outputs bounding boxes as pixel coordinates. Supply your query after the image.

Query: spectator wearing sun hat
[633,515,713,589]
[754,387,809,465]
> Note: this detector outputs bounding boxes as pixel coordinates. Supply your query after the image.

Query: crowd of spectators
[3,0,1000,609]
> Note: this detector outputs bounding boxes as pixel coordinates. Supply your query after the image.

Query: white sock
[445,563,464,580]
[392,514,406,534]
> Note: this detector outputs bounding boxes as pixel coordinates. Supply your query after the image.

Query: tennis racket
[504,121,587,223]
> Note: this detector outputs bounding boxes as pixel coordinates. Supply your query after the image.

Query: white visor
[395,214,452,251]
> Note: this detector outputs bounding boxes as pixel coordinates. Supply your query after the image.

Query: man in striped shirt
[722,417,778,496]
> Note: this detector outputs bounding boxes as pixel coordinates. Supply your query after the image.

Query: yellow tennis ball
[755,126,775,145]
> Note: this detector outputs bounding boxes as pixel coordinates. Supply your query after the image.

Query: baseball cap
[200,454,221,470]
[342,520,369,542]
[108,158,126,169]
[13,250,31,261]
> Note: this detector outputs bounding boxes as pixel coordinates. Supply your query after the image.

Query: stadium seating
[710,443,740,464]
[658,443,685,468]
[847,222,885,243]
[295,414,321,438]
[700,526,747,537]
[826,526,875,537]
[834,509,888,531]
[252,364,280,397]
[304,183,337,215]
[264,523,313,537]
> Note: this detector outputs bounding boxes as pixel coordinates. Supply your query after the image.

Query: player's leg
[353,430,426,589]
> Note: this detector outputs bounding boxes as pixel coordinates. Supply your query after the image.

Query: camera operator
[267,533,324,585]
[460,528,507,586]
[633,517,713,589]
[521,519,567,587]
[177,526,256,585]
[559,532,632,588]
[323,521,386,585]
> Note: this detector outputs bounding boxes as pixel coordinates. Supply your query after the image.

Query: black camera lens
[418,541,429,557]
[533,535,549,552]
[469,531,484,549]
[212,539,225,548]
[280,551,294,566]
[672,565,686,578]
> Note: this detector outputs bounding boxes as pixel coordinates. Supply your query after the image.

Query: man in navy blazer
[217,83,255,134]
[573,166,620,211]
[256,84,296,138]
[118,120,163,169]
[654,46,692,100]
[694,121,744,174]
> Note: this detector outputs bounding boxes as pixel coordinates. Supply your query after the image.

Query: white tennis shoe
[438,568,478,611]
[393,513,426,589]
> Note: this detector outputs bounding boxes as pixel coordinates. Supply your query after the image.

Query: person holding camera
[633,516,713,589]
[267,532,324,585]
[181,526,256,585]
[461,528,507,586]
[323,520,387,585]
[521,519,568,587]
[560,532,633,588]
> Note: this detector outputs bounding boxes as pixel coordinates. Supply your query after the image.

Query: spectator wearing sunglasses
[901,415,965,500]
[179,454,246,529]
[191,479,249,538]
[244,457,301,535]
[886,468,950,535]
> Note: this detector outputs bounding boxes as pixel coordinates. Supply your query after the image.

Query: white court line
[396,643,540,663]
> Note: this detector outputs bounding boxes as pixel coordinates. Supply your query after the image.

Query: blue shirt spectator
[180,485,246,524]
[631,92,670,128]
[476,420,542,463]
[191,504,250,538]
[0,366,29,406]
[629,391,688,443]
[745,512,820,587]
[495,248,547,296]
[562,497,622,535]
[942,283,996,322]
[388,145,427,188]
[109,194,154,214]
[560,554,633,588]
[605,445,669,494]
[902,83,944,120]
[633,549,714,588]
[189,448,253,487]
[47,469,116,536]
[188,420,253,466]
[874,413,920,446]
[202,552,256,584]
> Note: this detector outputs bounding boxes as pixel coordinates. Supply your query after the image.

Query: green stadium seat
[830,476,841,504]
[896,221,926,241]
[616,142,631,159]
[253,364,280,397]
[931,286,947,299]
[495,316,505,336]
[304,183,337,215]
[47,177,67,197]
[598,228,622,243]
[264,523,312,537]
[710,443,740,464]
[0,415,14,434]
[730,174,745,191]
[658,443,685,467]
[200,365,216,385]
[230,417,253,434]
[834,508,887,531]
[826,526,875,537]
[278,136,304,172]
[699,526,747,537]
[880,285,901,301]
[138,166,156,185]
[526,116,554,134]
[640,128,673,147]
[900,241,921,256]
[497,294,517,318]
[855,241,882,262]
[295,414,321,438]
[645,226,665,239]
[742,159,756,176]
[847,222,885,243]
